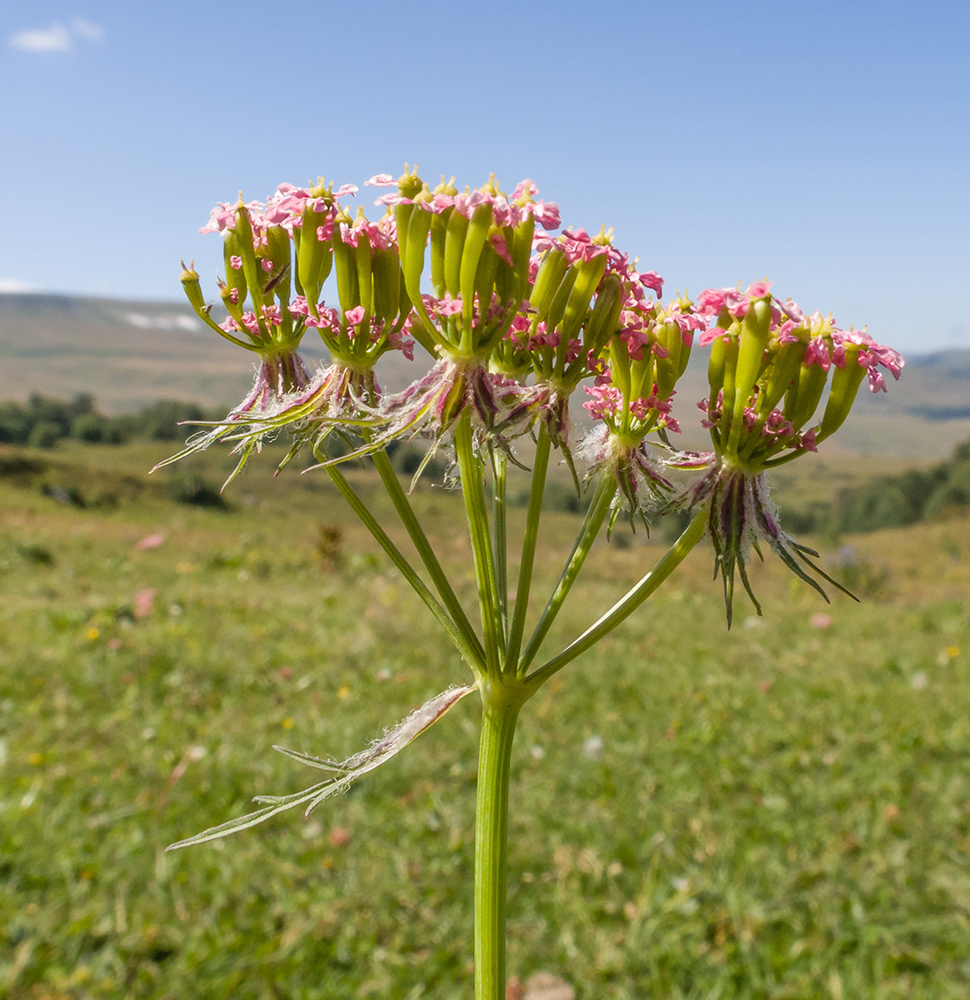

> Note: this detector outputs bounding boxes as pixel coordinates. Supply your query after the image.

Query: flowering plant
[165,167,902,999]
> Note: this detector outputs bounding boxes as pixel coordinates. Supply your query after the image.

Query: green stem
[517,472,616,674]
[455,413,505,673]
[526,511,706,688]
[324,465,485,673]
[490,448,509,641]
[370,447,485,665]
[474,689,521,1000]
[505,429,551,675]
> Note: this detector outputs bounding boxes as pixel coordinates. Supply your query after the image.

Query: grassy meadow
[1,439,969,999]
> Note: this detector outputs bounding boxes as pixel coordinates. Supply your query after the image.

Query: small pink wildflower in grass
[810,613,833,629]
[134,533,164,550]
[328,827,351,847]
[134,588,157,619]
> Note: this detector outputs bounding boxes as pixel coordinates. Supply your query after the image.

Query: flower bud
[707,327,738,413]
[583,272,624,356]
[459,200,495,334]
[263,225,292,302]
[543,267,579,335]
[216,276,245,326]
[818,347,867,440]
[783,360,828,430]
[397,164,424,200]
[297,199,333,307]
[561,253,609,343]
[223,228,249,308]
[401,186,433,301]
[759,340,806,416]
[443,208,470,299]
[333,207,360,317]
[530,249,569,317]
[506,212,535,307]
[727,297,772,452]
[371,246,402,326]
[179,260,206,315]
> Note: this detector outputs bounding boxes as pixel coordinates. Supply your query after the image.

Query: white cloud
[8,18,105,53]
[71,17,104,42]
[9,22,72,52]
[0,279,42,293]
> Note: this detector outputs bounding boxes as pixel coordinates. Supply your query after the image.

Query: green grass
[1,441,969,998]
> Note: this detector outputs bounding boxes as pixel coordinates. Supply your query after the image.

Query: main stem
[474,690,521,1000]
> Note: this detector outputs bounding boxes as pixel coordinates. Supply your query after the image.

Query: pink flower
[134,588,157,619]
[364,174,396,187]
[583,384,622,419]
[694,287,741,320]
[229,255,243,270]
[490,196,514,229]
[434,294,463,317]
[135,533,164,550]
[810,613,833,629]
[199,202,237,235]
[619,325,651,360]
[842,329,904,387]
[260,259,274,272]
[777,298,805,324]
[489,231,514,266]
[698,327,729,347]
[261,304,282,326]
[386,327,414,361]
[804,336,831,370]
[344,305,366,327]
[638,271,664,298]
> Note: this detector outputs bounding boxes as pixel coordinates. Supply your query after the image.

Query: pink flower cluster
[504,313,583,361]
[219,307,279,337]
[338,211,396,250]
[418,292,511,327]
[695,281,903,393]
[292,300,414,360]
[617,300,702,362]
[198,181,358,239]
[583,384,680,433]
[369,174,561,232]
[696,391,816,450]
[531,228,664,304]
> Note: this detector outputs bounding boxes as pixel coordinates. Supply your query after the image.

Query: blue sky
[1,0,967,354]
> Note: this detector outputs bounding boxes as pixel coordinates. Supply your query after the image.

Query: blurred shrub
[829,437,969,532]
[28,421,63,450]
[829,545,892,599]
[167,473,228,509]
[0,393,222,447]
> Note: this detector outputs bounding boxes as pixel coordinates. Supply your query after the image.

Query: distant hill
[1,292,968,459]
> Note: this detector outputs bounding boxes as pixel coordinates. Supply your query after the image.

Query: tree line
[784,438,970,535]
[0,394,221,448]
